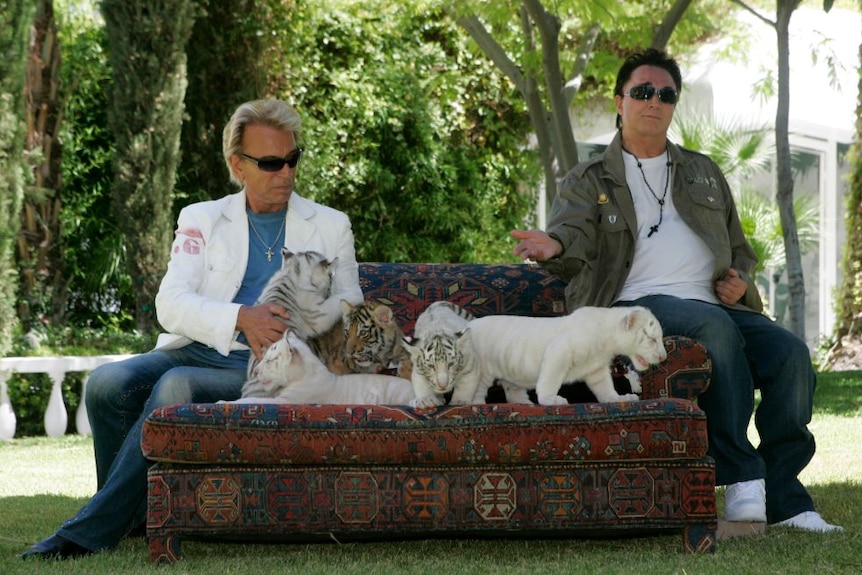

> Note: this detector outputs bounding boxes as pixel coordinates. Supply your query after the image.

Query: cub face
[254,332,301,393]
[625,307,667,371]
[404,332,470,394]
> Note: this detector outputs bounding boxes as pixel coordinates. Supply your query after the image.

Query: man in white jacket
[22,99,363,559]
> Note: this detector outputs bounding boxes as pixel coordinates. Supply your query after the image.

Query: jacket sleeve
[326,216,364,316]
[155,205,245,355]
[725,188,764,312]
[541,169,599,283]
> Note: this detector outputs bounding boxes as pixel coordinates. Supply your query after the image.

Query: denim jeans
[615,296,817,524]
[56,342,248,551]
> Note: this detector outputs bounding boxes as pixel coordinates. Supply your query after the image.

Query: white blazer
[154,190,363,356]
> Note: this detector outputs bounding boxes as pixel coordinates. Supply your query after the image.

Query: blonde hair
[222,99,303,185]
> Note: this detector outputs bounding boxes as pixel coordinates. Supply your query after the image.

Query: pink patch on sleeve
[176,227,204,239]
[182,239,201,255]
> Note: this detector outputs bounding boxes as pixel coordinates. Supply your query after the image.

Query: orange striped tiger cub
[307,299,412,377]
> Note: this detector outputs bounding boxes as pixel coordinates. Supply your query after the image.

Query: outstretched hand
[237,303,290,360]
[511,229,562,262]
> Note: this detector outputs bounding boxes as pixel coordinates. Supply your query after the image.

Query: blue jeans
[56,342,248,552]
[615,296,817,524]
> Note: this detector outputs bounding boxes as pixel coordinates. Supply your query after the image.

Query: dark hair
[614,48,682,129]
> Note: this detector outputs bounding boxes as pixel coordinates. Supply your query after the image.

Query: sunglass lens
[257,159,286,172]
[658,88,678,104]
[630,86,653,100]
[255,149,303,172]
[286,148,303,168]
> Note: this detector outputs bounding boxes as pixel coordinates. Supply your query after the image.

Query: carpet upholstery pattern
[144,263,717,564]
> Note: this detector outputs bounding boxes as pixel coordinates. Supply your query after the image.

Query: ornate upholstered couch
[141,263,717,564]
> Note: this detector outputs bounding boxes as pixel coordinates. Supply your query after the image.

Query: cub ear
[401,337,420,358]
[374,304,394,324]
[624,307,646,331]
[340,299,355,315]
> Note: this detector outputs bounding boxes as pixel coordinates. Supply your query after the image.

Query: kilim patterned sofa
[141,263,717,564]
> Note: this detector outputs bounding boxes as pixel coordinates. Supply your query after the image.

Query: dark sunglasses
[240,147,304,172]
[625,85,679,105]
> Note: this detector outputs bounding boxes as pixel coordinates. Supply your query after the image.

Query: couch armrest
[635,335,711,401]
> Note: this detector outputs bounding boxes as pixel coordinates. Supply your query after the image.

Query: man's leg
[726,309,817,524]
[619,296,765,485]
[24,353,246,558]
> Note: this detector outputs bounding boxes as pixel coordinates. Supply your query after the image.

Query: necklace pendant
[265,247,274,262]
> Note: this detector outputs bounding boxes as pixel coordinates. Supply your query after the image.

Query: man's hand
[237,303,290,360]
[511,229,563,262]
[715,268,747,305]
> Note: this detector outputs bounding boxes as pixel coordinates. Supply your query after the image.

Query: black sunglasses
[625,85,679,105]
[240,148,304,172]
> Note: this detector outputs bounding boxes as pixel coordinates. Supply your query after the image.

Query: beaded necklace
[628,148,672,237]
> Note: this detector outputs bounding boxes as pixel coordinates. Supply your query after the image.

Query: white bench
[0,355,136,440]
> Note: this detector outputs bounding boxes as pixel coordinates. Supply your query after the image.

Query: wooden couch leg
[683,522,717,553]
[149,534,181,564]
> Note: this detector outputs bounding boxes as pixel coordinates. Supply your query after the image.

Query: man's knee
[150,369,196,407]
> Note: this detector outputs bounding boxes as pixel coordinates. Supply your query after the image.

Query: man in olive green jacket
[513,48,841,533]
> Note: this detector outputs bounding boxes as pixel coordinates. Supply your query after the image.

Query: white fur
[402,301,479,408]
[463,306,667,405]
[235,331,415,405]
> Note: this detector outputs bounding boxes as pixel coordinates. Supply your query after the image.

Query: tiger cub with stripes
[401,301,479,408]
[235,330,415,405]
[307,299,412,377]
[242,248,344,398]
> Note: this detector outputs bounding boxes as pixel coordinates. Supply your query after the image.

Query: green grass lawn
[1,371,860,574]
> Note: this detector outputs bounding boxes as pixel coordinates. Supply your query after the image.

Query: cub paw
[410,396,443,409]
[537,394,569,406]
[624,371,642,394]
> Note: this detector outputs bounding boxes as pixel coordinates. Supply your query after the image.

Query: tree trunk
[0,0,36,357]
[774,0,806,339]
[651,0,694,49]
[20,0,65,331]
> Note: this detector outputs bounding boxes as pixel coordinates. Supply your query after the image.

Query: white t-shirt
[615,150,719,305]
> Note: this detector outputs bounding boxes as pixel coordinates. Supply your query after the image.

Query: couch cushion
[142,400,707,467]
[359,262,567,336]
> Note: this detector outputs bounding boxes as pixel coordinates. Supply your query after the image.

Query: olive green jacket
[542,131,763,314]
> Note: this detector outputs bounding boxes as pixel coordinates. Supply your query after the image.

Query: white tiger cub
[236,330,415,405]
[243,248,344,398]
[466,306,667,405]
[401,301,479,408]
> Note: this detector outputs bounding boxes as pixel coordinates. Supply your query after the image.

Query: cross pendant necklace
[248,216,286,262]
[629,148,672,237]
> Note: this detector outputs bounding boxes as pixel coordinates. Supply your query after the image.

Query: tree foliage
[0,0,36,357]
[177,0,297,206]
[57,10,132,328]
[452,0,732,213]
[100,0,197,331]
[276,2,536,262]
[825,7,862,368]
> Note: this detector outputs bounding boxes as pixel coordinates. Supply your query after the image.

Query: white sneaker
[771,511,844,533]
[724,479,766,522]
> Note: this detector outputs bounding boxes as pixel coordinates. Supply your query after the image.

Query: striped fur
[242,248,341,398]
[401,301,478,408]
[308,300,410,376]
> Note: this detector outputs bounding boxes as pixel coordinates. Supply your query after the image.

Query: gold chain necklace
[247,215,286,262]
